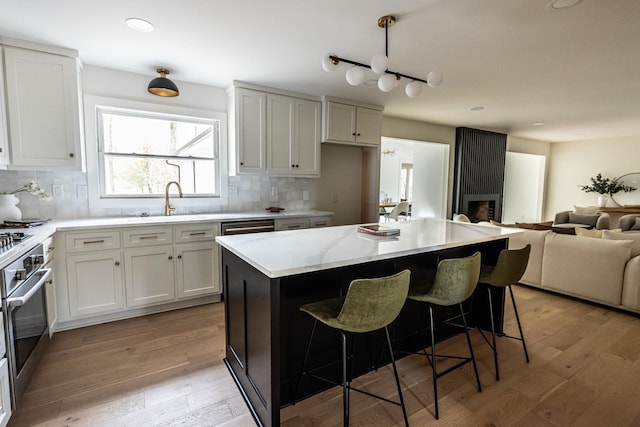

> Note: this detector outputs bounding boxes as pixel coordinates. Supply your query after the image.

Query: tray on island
[2,218,50,228]
[357,224,400,237]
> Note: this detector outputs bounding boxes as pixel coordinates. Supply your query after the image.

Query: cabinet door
[175,241,220,298]
[236,88,266,173]
[66,251,125,317]
[0,47,9,167]
[3,46,82,169]
[355,107,382,146]
[309,216,332,228]
[294,99,321,176]
[325,102,356,143]
[124,246,175,307]
[266,94,295,175]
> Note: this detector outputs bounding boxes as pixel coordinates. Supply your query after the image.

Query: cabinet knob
[352,132,356,136]
[168,255,173,260]
[356,133,361,136]
[69,153,75,158]
[0,147,3,153]
[177,255,182,260]
[240,161,244,166]
[114,261,120,266]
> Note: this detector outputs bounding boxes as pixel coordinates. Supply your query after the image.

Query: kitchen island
[216,219,521,426]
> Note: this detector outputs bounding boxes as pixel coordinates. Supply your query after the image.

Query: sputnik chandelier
[321,15,442,97]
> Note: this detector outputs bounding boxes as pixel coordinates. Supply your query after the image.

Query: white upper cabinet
[267,94,320,177]
[2,43,84,170]
[228,82,321,177]
[231,88,267,174]
[322,99,383,146]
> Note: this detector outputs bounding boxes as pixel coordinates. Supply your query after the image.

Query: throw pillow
[568,212,599,227]
[632,217,640,231]
[602,230,640,257]
[575,228,603,238]
[453,213,470,223]
[573,205,599,215]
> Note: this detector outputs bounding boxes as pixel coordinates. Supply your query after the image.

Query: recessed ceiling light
[547,0,583,10]
[126,18,155,32]
[470,106,484,111]
[532,122,545,126]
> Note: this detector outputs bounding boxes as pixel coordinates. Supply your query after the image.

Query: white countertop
[50,210,333,231]
[215,219,523,278]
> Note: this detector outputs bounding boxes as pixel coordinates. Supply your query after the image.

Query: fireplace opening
[462,193,501,223]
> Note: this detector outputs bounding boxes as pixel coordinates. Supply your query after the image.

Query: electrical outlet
[228,186,238,197]
[76,185,88,199]
[52,184,64,198]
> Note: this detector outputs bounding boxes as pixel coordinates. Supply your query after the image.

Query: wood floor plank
[9,287,640,427]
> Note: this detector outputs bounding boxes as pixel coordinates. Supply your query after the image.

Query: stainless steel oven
[1,239,50,409]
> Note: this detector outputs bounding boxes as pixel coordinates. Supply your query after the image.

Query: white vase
[0,194,22,221]
[597,195,609,208]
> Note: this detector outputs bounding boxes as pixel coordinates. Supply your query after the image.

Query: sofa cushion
[508,229,551,287]
[575,228,604,238]
[632,218,640,231]
[568,212,599,227]
[573,205,599,215]
[541,232,631,305]
[602,230,640,257]
[453,213,470,223]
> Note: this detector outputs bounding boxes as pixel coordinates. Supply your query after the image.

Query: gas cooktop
[0,232,32,252]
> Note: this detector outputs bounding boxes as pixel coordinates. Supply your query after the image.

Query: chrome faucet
[165,181,183,216]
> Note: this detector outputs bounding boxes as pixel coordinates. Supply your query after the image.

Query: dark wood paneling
[453,127,507,220]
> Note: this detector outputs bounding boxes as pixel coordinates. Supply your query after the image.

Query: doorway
[380,137,449,219]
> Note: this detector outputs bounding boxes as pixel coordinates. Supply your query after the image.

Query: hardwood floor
[9,285,640,426]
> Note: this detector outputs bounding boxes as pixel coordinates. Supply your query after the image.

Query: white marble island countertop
[216,219,523,278]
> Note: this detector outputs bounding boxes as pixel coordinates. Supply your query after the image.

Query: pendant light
[148,68,179,97]
[321,15,442,97]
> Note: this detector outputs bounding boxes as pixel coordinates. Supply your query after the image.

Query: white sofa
[507,229,640,313]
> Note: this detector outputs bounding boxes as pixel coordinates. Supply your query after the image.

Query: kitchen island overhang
[216,219,522,426]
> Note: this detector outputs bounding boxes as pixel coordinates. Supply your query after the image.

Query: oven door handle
[7,268,52,309]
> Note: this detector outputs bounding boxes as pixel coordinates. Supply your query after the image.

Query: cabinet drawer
[122,227,173,247]
[65,231,121,253]
[309,217,332,228]
[276,218,310,231]
[174,223,219,243]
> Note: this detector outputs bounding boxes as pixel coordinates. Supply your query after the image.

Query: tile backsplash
[0,170,313,220]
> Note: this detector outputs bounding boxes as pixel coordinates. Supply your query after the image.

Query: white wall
[545,136,640,220]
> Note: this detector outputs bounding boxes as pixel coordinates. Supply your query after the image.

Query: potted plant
[580,173,636,207]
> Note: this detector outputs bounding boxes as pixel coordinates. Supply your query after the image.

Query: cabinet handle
[189,232,206,236]
[114,261,120,266]
[69,153,75,158]
[139,235,159,240]
[47,246,55,251]
[168,255,173,260]
[83,239,105,244]
[45,279,53,285]
[177,255,182,260]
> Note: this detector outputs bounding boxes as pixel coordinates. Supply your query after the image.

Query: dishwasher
[220,219,276,235]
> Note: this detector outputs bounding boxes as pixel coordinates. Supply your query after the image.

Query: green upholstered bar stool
[295,270,411,426]
[407,252,482,420]
[477,244,531,381]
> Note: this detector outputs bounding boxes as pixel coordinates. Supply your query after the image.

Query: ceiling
[1,0,639,143]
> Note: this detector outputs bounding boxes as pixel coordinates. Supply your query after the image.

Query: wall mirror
[611,172,640,207]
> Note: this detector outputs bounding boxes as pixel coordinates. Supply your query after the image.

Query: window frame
[83,94,228,211]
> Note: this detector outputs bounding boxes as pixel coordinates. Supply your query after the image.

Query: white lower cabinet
[176,241,220,298]
[276,216,332,231]
[0,358,11,427]
[124,245,175,307]
[59,223,221,325]
[66,250,125,318]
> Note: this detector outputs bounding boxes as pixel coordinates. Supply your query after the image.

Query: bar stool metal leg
[428,305,439,420]
[384,325,409,426]
[509,285,529,363]
[487,287,500,381]
[459,303,482,392]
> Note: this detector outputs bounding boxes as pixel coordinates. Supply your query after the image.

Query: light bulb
[321,53,340,72]
[405,81,422,97]
[345,66,365,86]
[378,74,397,92]
[427,71,443,87]
[370,54,389,74]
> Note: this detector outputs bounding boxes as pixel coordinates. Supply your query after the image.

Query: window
[399,162,413,201]
[84,95,228,210]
